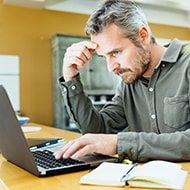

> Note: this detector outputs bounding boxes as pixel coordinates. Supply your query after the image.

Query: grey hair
[84,0,155,45]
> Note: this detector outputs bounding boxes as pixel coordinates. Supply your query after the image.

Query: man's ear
[138,26,149,44]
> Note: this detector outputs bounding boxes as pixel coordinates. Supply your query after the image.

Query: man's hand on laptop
[53,134,117,160]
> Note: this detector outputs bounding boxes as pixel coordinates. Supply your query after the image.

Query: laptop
[0,85,118,177]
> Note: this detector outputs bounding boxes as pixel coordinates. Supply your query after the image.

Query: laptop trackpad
[79,153,119,167]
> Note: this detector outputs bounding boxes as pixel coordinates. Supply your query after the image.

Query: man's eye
[112,51,120,57]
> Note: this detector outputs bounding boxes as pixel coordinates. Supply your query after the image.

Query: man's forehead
[90,24,128,52]
[91,36,129,57]
[91,37,115,56]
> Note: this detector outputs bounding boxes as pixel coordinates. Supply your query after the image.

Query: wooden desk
[0,123,190,190]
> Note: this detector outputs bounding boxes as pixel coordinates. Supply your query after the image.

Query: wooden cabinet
[51,34,119,131]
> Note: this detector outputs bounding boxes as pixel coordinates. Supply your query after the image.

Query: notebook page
[128,160,181,183]
[80,162,132,186]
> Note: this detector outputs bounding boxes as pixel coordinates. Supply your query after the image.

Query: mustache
[114,68,132,76]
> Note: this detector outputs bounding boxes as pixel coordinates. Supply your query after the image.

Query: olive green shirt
[58,39,190,162]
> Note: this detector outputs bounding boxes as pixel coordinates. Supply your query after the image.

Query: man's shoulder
[181,43,190,55]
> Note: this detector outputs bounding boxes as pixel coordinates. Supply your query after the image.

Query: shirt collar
[155,39,183,69]
[161,39,183,62]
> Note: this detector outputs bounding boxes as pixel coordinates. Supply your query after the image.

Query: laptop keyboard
[32,150,86,169]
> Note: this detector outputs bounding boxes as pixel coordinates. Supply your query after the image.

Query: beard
[114,46,151,84]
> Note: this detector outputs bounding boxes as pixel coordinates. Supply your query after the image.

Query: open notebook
[80,161,187,189]
[0,85,118,176]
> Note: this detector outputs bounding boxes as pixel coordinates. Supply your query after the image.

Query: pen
[120,162,138,182]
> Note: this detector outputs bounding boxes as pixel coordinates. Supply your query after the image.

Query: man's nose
[107,60,119,72]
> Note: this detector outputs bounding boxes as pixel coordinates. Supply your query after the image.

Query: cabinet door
[80,52,120,95]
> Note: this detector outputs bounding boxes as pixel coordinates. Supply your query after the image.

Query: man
[54,0,190,162]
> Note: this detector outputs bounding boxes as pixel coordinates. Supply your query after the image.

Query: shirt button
[149,87,154,92]
[63,87,67,92]
[71,85,76,90]
[162,64,166,67]
[151,114,156,119]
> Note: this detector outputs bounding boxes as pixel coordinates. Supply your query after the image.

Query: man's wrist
[63,73,79,82]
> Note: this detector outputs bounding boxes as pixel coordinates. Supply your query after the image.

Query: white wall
[0,55,20,111]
